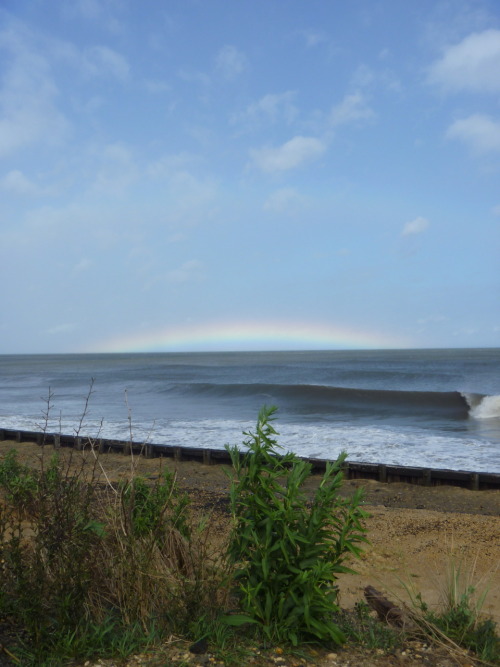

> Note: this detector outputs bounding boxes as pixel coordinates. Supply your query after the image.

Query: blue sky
[1,0,499,353]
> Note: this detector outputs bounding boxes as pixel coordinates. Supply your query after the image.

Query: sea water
[0,349,499,473]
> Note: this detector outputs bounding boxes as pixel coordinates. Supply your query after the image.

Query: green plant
[189,614,254,665]
[120,468,190,540]
[337,601,404,652]
[407,555,500,663]
[0,449,39,510]
[224,406,368,646]
[1,452,103,653]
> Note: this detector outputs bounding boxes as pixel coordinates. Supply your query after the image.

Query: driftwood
[364,585,418,631]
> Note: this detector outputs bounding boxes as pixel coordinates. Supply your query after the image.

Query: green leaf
[221,614,259,627]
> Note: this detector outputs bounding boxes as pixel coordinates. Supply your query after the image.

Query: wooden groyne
[1,427,499,491]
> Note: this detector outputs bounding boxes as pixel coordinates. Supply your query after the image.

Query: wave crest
[466,394,500,420]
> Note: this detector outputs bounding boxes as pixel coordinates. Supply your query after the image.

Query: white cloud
[45,323,76,335]
[144,79,171,94]
[0,25,69,157]
[62,0,123,32]
[83,45,129,80]
[351,64,401,93]
[215,45,247,80]
[68,0,103,20]
[446,114,500,153]
[148,152,199,179]
[149,170,218,228]
[73,258,93,273]
[428,29,500,94]
[167,260,204,284]
[250,136,326,173]
[91,143,138,194]
[232,91,297,127]
[299,29,327,48]
[402,217,429,236]
[329,92,374,127]
[263,187,302,213]
[1,170,49,196]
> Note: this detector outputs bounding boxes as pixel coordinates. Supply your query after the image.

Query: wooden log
[364,586,417,631]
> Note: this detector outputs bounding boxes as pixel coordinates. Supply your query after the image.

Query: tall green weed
[225,406,368,646]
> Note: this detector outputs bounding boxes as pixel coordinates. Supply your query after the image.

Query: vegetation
[0,446,228,665]
[409,556,500,663]
[224,405,368,645]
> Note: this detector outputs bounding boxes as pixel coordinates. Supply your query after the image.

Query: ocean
[0,349,499,473]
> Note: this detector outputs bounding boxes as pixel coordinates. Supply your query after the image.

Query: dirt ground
[1,440,499,667]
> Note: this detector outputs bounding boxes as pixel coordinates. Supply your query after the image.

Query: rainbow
[86,320,410,353]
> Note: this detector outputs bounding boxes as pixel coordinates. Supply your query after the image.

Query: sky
[0,0,499,354]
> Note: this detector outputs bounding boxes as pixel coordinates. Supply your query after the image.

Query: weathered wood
[471,473,479,491]
[1,426,500,490]
[364,585,417,630]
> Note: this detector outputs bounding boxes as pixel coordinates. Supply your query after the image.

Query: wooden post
[422,469,432,486]
[174,447,182,462]
[203,449,212,465]
[470,473,479,491]
[54,434,61,449]
[378,464,387,484]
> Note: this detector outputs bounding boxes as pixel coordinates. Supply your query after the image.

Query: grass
[402,551,500,664]
[337,601,405,652]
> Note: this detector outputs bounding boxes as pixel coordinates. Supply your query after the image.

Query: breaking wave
[463,393,500,420]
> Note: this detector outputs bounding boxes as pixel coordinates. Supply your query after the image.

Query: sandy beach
[1,440,499,666]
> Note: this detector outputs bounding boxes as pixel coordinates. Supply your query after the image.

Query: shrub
[0,444,229,665]
[225,406,368,646]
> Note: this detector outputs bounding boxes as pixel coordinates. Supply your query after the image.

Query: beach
[1,439,499,666]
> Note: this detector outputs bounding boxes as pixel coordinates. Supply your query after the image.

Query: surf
[463,393,500,420]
